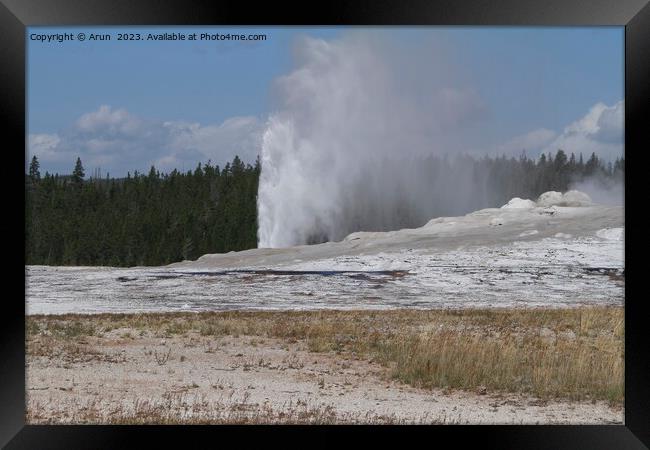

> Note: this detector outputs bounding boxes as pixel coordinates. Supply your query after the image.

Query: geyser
[256,34,491,248]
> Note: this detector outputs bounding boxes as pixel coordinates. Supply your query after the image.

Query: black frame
[3,0,648,448]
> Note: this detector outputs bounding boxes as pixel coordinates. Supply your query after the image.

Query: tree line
[25,150,623,267]
[26,155,260,266]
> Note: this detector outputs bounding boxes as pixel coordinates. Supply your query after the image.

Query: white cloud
[75,105,142,135]
[541,100,623,159]
[485,100,624,160]
[28,105,264,176]
[164,116,262,165]
[28,133,60,157]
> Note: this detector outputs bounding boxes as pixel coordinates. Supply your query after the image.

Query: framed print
[2,0,648,448]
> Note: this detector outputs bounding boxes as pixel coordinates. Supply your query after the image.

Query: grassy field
[27,306,624,406]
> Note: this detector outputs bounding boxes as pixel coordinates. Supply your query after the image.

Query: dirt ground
[26,324,623,424]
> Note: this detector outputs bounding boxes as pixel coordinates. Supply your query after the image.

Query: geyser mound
[535,190,593,207]
[499,190,593,209]
[501,198,537,209]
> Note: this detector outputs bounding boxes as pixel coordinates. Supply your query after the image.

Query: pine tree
[72,157,85,185]
[614,157,625,176]
[29,155,41,181]
[585,152,599,176]
[554,150,569,190]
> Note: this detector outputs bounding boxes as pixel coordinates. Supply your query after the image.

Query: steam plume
[256,34,492,248]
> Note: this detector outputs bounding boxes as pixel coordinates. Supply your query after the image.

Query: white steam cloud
[570,177,624,206]
[257,35,488,248]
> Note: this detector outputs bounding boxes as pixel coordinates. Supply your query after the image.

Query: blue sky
[27,26,623,176]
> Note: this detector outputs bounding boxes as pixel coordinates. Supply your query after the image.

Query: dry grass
[27,307,624,404]
[25,392,445,425]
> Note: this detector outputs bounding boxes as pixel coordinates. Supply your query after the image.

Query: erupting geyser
[257,35,411,248]
[256,34,495,248]
[255,33,626,249]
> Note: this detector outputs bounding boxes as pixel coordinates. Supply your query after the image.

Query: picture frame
[3,0,647,447]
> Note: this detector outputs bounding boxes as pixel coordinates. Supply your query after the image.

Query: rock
[539,327,555,338]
